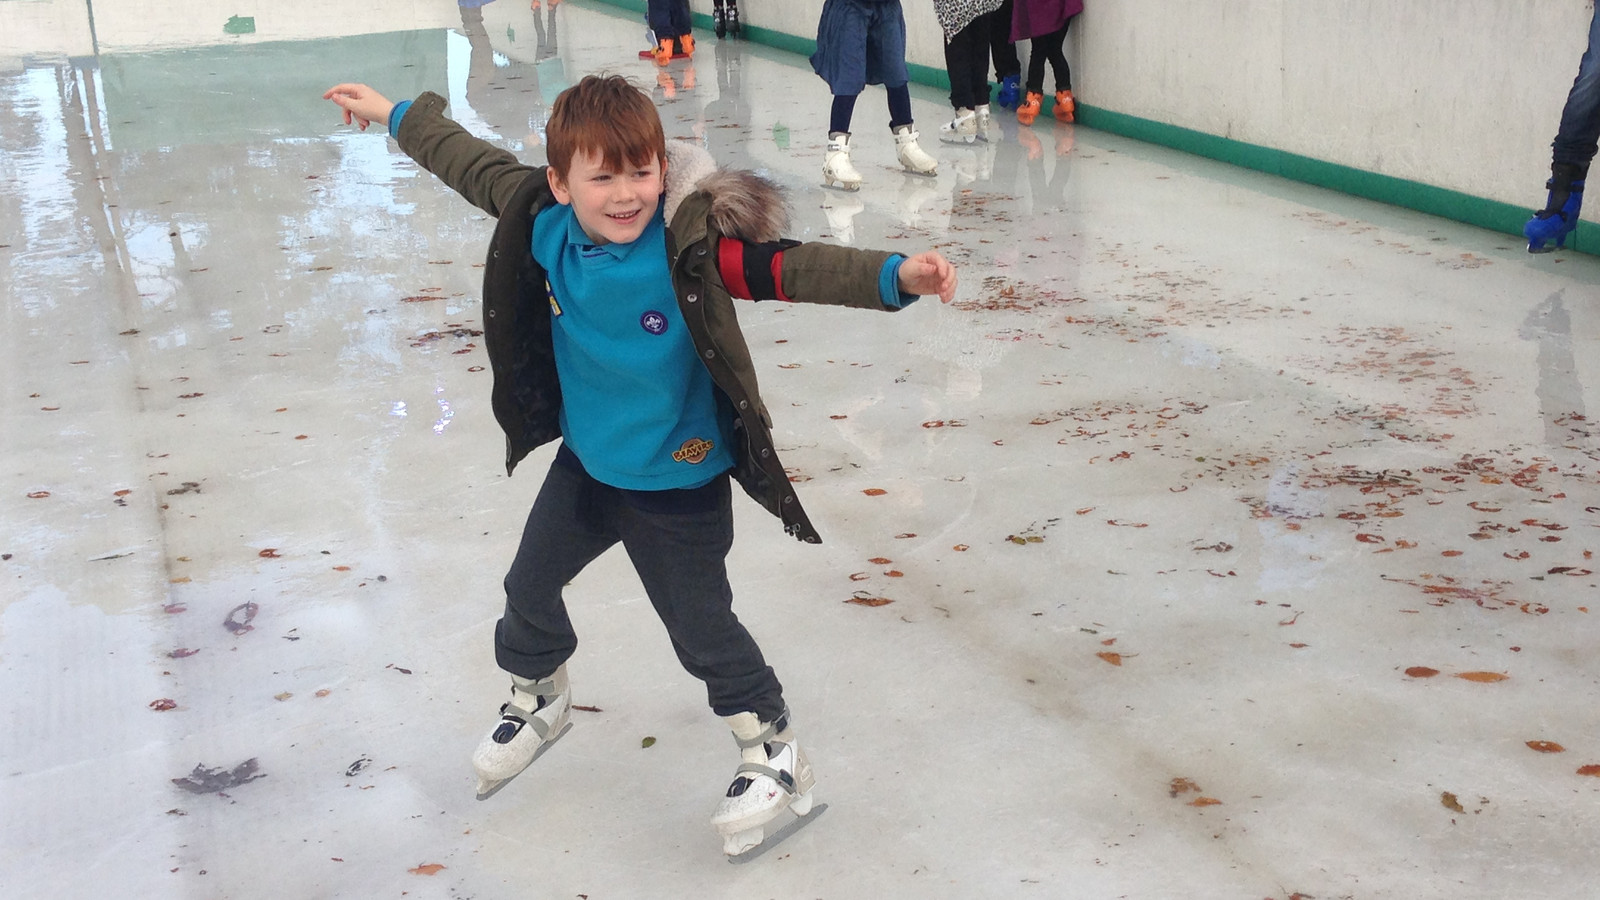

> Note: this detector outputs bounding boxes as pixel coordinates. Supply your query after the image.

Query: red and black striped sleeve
[716,237,803,302]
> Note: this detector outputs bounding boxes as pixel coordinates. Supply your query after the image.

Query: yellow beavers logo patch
[672,437,715,464]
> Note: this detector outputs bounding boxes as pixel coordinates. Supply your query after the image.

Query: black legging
[944,16,994,110]
[1026,17,1072,95]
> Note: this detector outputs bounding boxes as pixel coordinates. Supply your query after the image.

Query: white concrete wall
[0,0,460,64]
[706,0,1594,217]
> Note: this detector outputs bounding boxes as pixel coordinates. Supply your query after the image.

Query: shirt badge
[672,437,715,464]
[640,310,668,335]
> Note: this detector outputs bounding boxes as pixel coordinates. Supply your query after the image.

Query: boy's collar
[563,202,664,260]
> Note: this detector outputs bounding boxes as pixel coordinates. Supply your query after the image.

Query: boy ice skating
[323,75,956,857]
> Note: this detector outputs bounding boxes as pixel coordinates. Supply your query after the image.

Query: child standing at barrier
[935,0,1006,144]
[322,75,956,859]
[1526,3,1599,253]
[811,0,940,188]
[644,0,694,64]
[1013,0,1083,125]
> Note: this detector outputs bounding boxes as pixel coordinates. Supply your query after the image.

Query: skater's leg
[616,473,785,720]
[830,93,858,135]
[1024,33,1049,95]
[476,452,619,797]
[887,82,912,130]
[645,0,673,38]
[496,451,621,679]
[1528,8,1599,250]
[1552,7,1600,169]
[1018,33,1050,125]
[1043,20,1074,122]
[887,82,937,174]
[988,0,1022,85]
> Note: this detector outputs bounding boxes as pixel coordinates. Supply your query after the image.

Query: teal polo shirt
[531,203,734,491]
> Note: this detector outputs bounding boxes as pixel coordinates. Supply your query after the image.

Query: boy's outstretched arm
[324,83,396,131]
[897,251,958,303]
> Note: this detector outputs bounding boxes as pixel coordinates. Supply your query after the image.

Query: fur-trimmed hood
[662,139,789,244]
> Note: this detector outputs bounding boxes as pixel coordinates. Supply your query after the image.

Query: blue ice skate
[996,74,1021,109]
[1526,167,1586,253]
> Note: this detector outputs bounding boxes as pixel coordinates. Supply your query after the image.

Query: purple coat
[1012,0,1082,42]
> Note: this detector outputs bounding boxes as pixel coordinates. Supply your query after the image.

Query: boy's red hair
[546,75,667,181]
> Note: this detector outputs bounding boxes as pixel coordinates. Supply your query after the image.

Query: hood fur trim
[663,139,789,243]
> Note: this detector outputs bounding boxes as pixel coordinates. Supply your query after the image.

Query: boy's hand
[323,83,396,132]
[898,251,958,304]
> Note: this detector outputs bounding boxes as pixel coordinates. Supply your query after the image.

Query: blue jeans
[648,0,691,40]
[1553,7,1600,167]
[496,450,786,720]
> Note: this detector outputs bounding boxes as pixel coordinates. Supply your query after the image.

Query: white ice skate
[974,104,996,142]
[472,665,572,800]
[710,710,819,859]
[938,107,978,144]
[893,124,938,176]
[823,131,863,191]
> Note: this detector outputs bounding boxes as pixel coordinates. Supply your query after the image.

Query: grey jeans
[495,451,786,720]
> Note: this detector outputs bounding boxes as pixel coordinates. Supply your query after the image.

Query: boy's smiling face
[548,148,665,246]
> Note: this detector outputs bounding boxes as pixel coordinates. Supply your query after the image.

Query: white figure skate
[893,124,938,176]
[471,665,572,799]
[938,107,978,144]
[974,103,996,142]
[823,131,863,191]
[710,710,820,859]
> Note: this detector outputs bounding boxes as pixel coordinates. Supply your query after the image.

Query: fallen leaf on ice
[1454,671,1509,683]
[408,864,445,876]
[1526,741,1566,753]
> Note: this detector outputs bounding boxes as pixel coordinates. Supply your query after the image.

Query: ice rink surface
[4,2,1600,898]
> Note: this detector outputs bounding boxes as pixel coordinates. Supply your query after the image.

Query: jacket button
[492,250,500,258]
[782,495,793,504]
[697,248,707,257]
[687,293,698,303]
[760,448,770,458]
[487,309,496,317]
[703,349,715,359]
[738,400,749,410]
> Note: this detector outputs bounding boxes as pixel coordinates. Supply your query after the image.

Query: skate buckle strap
[500,693,556,740]
[735,761,797,794]
[732,710,788,750]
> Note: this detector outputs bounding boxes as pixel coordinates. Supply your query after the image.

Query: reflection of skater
[323,75,956,858]
[811,0,939,189]
[1526,5,1600,253]
[1013,0,1082,125]
[459,0,545,145]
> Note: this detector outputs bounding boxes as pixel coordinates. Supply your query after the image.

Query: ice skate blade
[474,721,572,801]
[887,165,937,179]
[726,802,828,865]
[821,179,861,192]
